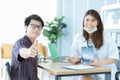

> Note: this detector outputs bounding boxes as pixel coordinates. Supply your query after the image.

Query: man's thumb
[33,40,38,46]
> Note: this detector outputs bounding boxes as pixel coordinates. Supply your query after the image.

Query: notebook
[48,43,68,62]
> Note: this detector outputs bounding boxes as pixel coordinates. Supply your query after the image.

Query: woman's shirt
[71,32,119,61]
[71,32,119,80]
[11,35,38,80]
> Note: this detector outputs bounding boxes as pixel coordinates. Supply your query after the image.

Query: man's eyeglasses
[30,24,43,30]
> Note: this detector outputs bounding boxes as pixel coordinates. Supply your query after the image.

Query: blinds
[106,0,117,5]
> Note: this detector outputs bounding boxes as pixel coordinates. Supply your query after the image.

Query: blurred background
[0,0,120,80]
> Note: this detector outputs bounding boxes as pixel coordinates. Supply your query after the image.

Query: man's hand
[28,40,38,57]
[19,40,38,59]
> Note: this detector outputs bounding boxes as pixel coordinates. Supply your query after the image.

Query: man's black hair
[24,14,44,27]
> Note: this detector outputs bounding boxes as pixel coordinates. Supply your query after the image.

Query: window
[0,0,57,43]
[101,1,120,46]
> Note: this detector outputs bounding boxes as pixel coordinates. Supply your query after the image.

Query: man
[11,14,44,80]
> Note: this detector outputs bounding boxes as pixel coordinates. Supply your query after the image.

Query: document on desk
[61,64,95,70]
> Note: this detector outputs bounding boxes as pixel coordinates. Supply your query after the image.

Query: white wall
[57,0,88,55]
[0,0,56,44]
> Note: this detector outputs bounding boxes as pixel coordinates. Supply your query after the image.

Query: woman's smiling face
[84,14,98,30]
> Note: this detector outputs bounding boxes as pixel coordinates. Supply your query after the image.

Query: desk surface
[38,61,111,75]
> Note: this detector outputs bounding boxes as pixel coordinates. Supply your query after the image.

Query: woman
[11,14,44,80]
[67,9,119,80]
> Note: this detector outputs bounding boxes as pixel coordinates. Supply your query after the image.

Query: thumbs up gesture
[19,40,38,59]
[28,40,38,57]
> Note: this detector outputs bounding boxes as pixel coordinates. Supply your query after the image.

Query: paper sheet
[61,64,95,70]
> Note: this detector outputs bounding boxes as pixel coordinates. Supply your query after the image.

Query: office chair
[5,62,11,80]
[115,71,120,80]
[0,43,13,79]
[115,47,120,80]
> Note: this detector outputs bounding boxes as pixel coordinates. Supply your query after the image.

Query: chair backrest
[115,47,120,80]
[0,44,13,80]
[5,62,11,80]
[37,43,48,56]
[1,43,13,59]
[116,47,120,70]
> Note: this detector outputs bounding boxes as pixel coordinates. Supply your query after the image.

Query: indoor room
[0,0,120,80]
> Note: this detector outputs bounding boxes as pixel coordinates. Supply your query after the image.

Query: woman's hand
[67,56,81,65]
[90,58,117,67]
[90,59,103,67]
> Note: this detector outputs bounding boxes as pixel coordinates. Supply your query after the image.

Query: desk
[38,61,111,80]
